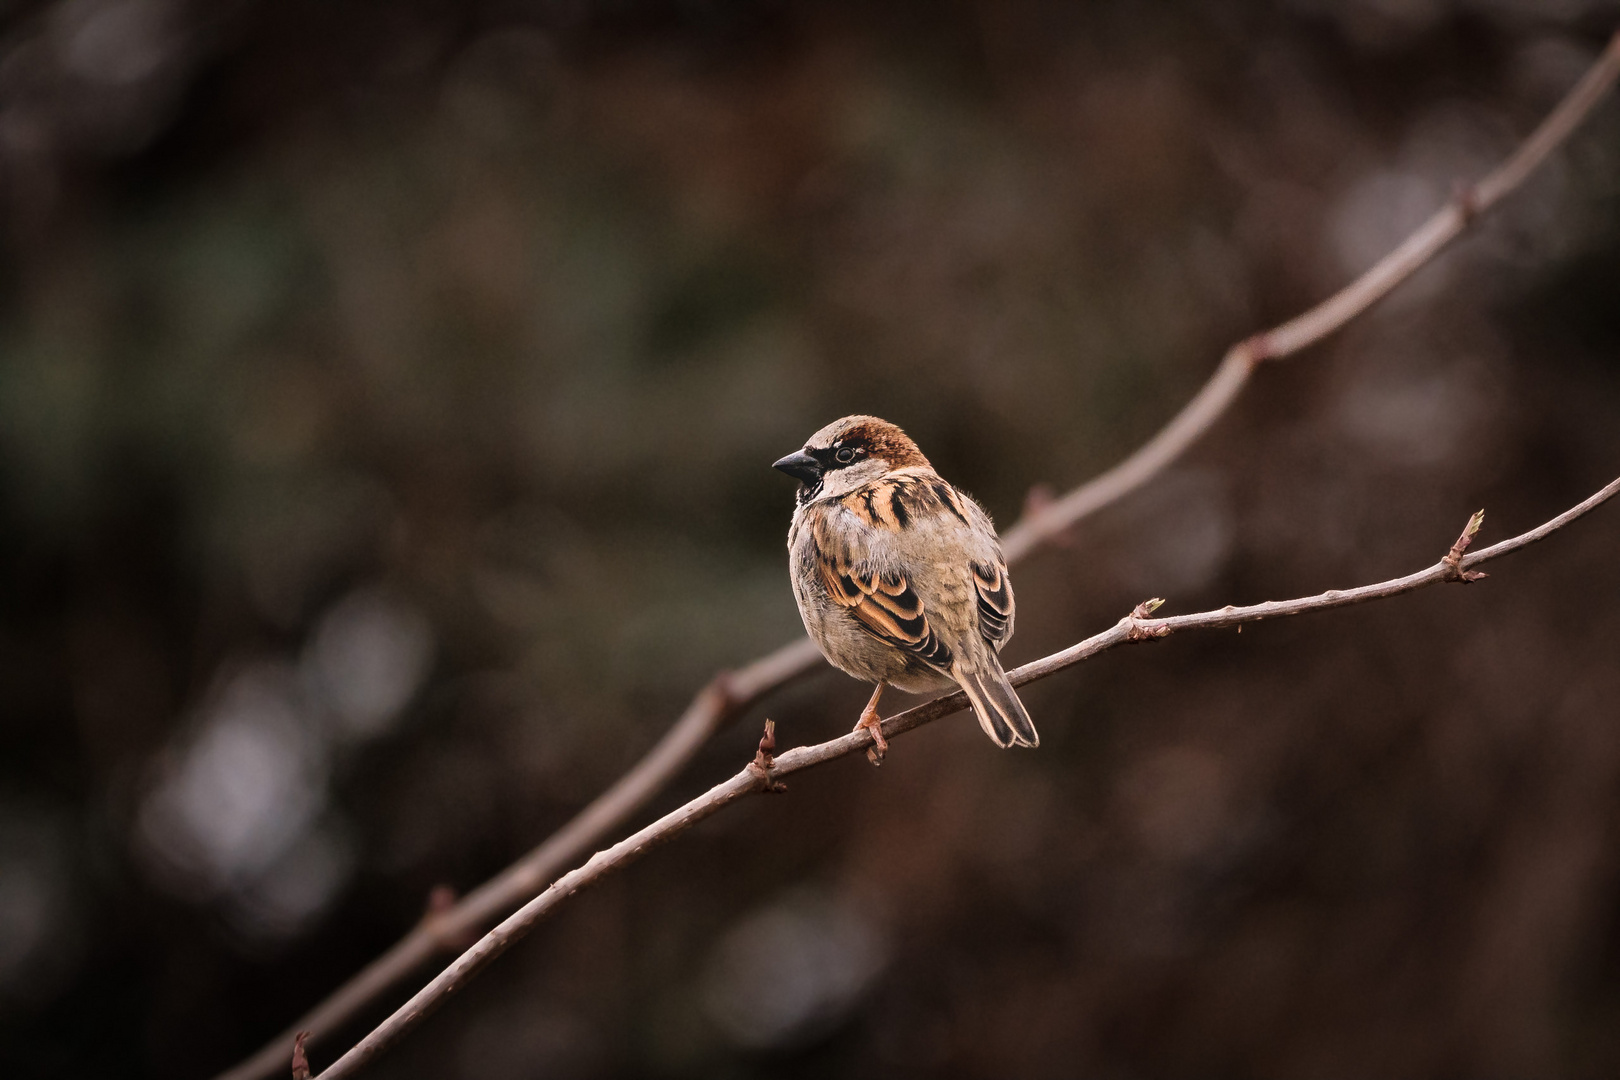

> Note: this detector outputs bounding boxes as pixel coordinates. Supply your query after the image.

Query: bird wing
[844,468,1015,652]
[808,473,957,670]
[970,556,1014,649]
[816,544,953,669]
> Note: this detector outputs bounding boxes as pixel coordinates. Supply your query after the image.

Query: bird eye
[835,447,856,464]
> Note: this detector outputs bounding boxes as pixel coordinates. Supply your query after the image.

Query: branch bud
[1443,509,1490,582]
[1126,598,1172,641]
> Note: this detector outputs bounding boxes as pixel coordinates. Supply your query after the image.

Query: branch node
[708,669,740,715]
[291,1032,312,1080]
[419,885,478,952]
[1442,509,1490,582]
[1453,179,1482,222]
[1023,480,1054,517]
[1233,332,1274,369]
[1021,482,1079,547]
[422,884,455,920]
[747,719,787,792]
[1126,598,1172,641]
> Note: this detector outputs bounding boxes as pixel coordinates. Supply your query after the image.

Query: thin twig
[1001,29,1620,562]
[216,646,817,1080]
[217,29,1620,1080]
[308,476,1620,1079]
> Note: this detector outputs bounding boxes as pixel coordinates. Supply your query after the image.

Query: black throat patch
[796,476,825,507]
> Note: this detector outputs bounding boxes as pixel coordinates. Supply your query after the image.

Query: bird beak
[772,450,823,484]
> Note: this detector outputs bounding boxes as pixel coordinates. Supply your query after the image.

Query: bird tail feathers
[953,655,1038,749]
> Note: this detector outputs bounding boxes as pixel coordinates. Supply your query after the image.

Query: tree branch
[218,28,1620,1080]
[1001,28,1620,561]
[310,475,1620,1079]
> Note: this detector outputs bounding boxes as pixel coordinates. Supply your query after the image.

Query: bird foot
[854,686,888,765]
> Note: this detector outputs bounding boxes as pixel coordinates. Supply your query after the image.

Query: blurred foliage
[2,1,1620,1078]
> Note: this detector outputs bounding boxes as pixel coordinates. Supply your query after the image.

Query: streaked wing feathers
[971,559,1013,647]
[818,555,952,669]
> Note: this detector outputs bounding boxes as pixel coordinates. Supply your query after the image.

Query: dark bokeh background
[3,1,1620,1077]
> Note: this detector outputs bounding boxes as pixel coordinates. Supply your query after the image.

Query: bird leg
[854,682,888,764]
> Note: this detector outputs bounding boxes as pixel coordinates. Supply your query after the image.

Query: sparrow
[774,415,1038,758]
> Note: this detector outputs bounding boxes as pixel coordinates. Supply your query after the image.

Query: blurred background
[2,0,1619,1077]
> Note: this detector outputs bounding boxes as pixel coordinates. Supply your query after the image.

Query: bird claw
[852,684,888,766]
[854,708,887,766]
[855,712,881,764]
[857,716,887,766]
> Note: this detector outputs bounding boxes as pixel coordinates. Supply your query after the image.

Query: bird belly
[798,587,908,681]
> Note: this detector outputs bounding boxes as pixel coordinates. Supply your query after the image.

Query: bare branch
[1001,29,1620,562]
[309,477,1620,1079]
[212,658,815,1080]
[216,29,1620,1080]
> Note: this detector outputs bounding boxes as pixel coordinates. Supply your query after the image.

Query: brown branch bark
[218,28,1620,1080]
[1001,29,1620,562]
[309,475,1620,1079]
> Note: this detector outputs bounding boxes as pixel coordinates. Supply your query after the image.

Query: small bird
[774,415,1038,757]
